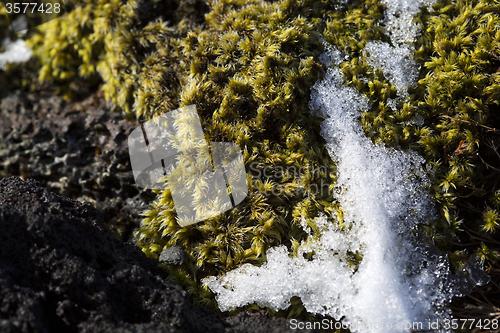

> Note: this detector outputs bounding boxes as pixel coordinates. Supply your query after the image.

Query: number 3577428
[5,2,61,14]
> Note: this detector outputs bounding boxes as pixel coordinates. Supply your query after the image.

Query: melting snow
[204,2,455,332]
[0,39,32,70]
[204,46,452,332]
[364,0,436,102]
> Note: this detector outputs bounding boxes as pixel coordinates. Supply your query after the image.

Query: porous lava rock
[0,89,153,242]
[0,176,317,333]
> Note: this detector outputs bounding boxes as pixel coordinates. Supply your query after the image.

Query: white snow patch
[204,46,452,332]
[0,39,32,70]
[382,0,436,46]
[364,0,437,101]
[363,41,418,99]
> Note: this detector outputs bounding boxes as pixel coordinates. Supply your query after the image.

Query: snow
[0,39,32,70]
[203,2,455,332]
[364,0,436,103]
[204,46,451,332]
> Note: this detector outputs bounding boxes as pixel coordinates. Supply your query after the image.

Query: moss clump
[415,0,500,255]
[138,0,342,308]
[27,0,208,103]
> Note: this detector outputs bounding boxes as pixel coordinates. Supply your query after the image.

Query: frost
[364,0,437,102]
[0,39,32,70]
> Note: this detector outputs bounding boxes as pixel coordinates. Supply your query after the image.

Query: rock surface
[0,176,318,333]
[0,89,153,242]
[159,245,187,265]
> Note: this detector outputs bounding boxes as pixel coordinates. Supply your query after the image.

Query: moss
[26,0,500,321]
[415,0,500,253]
[137,0,342,309]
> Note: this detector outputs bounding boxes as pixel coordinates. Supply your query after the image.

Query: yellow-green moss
[138,0,341,308]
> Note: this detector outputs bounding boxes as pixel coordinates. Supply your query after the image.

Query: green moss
[415,0,500,250]
[337,0,500,252]
[137,0,342,309]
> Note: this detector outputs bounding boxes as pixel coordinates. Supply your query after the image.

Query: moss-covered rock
[25,0,500,320]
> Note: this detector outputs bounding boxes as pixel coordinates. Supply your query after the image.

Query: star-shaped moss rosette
[24,0,500,322]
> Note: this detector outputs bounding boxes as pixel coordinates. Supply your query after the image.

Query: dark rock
[0,177,318,333]
[159,246,187,265]
[0,89,151,242]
